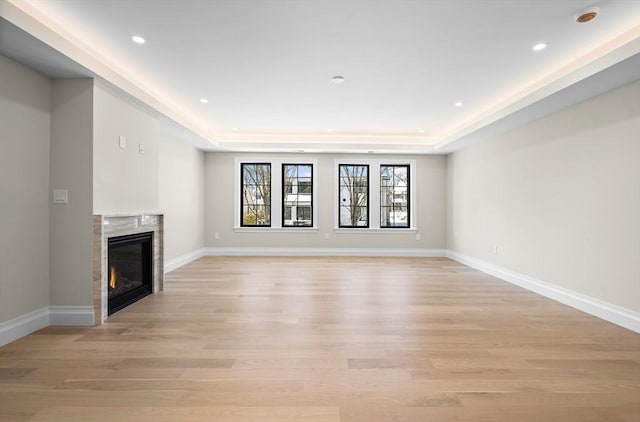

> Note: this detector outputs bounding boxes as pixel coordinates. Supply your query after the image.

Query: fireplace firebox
[107,232,153,315]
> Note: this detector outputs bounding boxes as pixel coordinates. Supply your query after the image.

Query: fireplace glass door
[107,232,153,315]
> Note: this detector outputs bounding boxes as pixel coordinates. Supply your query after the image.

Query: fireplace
[93,214,163,324]
[107,232,153,315]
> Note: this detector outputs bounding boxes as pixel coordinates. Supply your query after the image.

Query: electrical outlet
[493,245,498,255]
[416,233,421,241]
[118,135,126,149]
[214,232,220,240]
[138,143,145,154]
[324,233,329,239]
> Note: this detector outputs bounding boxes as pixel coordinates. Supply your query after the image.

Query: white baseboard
[0,306,95,347]
[49,306,95,326]
[205,247,448,257]
[164,248,207,273]
[0,307,50,347]
[446,250,640,334]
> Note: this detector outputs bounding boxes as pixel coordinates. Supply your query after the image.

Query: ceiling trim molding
[2,0,639,155]
[1,0,219,149]
[434,23,640,151]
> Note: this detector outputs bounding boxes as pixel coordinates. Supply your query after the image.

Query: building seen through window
[380,165,409,228]
[283,164,313,227]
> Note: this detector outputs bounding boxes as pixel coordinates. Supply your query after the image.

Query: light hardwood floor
[1,256,640,421]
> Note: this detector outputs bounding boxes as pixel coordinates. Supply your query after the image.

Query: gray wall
[205,152,447,250]
[92,81,206,262]
[447,79,640,313]
[159,134,206,260]
[1,54,205,330]
[0,55,51,323]
[93,81,160,214]
[50,79,94,308]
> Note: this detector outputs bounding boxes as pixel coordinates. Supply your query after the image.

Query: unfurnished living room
[1,0,640,421]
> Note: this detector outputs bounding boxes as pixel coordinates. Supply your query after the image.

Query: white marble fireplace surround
[93,214,164,324]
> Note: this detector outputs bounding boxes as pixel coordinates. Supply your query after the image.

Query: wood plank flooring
[1,256,639,421]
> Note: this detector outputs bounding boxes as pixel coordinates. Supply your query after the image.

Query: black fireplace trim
[108,231,153,315]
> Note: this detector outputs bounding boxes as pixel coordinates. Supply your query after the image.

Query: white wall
[50,79,94,308]
[0,55,51,323]
[447,79,640,313]
[205,152,447,251]
[93,81,160,214]
[159,134,206,261]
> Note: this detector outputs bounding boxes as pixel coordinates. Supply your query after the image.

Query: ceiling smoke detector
[331,75,345,84]
[575,7,599,23]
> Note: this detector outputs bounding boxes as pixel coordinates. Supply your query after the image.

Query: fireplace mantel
[93,214,164,324]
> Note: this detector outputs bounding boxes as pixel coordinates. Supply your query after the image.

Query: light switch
[53,189,68,204]
[119,135,126,149]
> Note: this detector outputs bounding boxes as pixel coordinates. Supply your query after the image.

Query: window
[339,164,369,228]
[236,158,317,230]
[334,159,415,231]
[282,164,313,227]
[380,165,409,228]
[241,163,271,227]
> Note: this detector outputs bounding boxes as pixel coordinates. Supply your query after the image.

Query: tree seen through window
[241,163,271,226]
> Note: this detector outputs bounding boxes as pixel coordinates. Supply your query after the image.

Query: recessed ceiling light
[418,129,425,133]
[532,42,547,52]
[327,128,333,132]
[131,35,146,45]
[576,7,599,23]
[231,127,238,131]
[331,76,345,84]
[199,98,208,103]
[454,101,464,107]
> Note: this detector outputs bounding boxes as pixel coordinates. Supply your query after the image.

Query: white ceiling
[2,0,640,153]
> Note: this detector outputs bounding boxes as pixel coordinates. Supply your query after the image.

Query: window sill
[333,228,417,234]
[234,227,319,233]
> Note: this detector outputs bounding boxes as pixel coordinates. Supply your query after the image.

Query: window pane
[339,206,352,226]
[381,207,390,227]
[394,166,407,181]
[298,206,311,222]
[258,205,271,225]
[282,163,313,227]
[354,207,368,226]
[338,164,369,228]
[241,163,271,227]
[380,165,409,228]
[298,165,312,178]
[242,205,256,226]
[299,180,312,194]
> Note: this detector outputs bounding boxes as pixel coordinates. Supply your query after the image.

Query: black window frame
[380,164,410,229]
[240,162,272,227]
[338,164,370,228]
[282,163,314,227]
